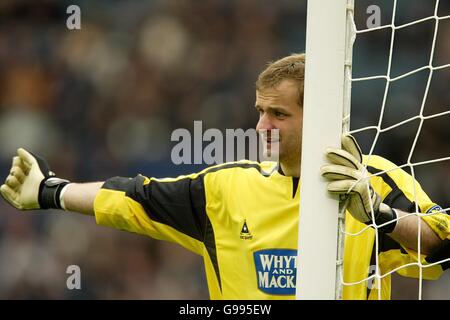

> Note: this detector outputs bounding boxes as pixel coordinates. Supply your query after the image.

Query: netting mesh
[342,0,450,299]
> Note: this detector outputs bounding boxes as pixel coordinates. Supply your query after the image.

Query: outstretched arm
[62,183,103,216]
[1,148,209,256]
[0,148,102,217]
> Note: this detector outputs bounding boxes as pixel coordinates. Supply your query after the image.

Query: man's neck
[280,162,300,178]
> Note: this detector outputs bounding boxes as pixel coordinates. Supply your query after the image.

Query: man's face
[255,79,303,166]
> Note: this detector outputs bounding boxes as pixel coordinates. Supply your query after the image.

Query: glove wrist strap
[374,203,398,234]
[39,177,71,209]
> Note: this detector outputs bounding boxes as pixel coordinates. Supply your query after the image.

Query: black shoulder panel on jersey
[367,166,417,213]
[103,175,207,242]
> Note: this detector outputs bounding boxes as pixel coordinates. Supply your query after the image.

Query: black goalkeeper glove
[321,134,397,233]
[0,148,70,210]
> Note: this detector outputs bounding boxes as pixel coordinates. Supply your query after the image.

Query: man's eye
[275,111,285,117]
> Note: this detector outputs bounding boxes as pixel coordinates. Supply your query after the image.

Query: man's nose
[256,113,276,132]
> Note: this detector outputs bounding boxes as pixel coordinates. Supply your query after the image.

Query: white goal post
[296,0,354,300]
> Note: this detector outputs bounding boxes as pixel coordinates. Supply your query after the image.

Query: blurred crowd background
[0,0,448,299]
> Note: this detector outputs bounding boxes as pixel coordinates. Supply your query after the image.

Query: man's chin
[261,146,280,162]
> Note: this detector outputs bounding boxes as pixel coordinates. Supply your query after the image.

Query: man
[1,53,449,299]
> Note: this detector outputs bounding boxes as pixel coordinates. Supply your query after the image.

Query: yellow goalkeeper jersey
[93,156,449,300]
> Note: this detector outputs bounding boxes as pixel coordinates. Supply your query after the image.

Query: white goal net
[298,0,450,300]
[345,0,450,300]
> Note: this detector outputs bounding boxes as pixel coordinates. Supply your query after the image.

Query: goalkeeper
[1,53,449,299]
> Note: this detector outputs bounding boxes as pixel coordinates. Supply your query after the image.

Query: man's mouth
[259,129,280,144]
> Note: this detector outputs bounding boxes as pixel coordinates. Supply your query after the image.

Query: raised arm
[0,148,102,216]
[388,209,441,255]
[321,135,443,255]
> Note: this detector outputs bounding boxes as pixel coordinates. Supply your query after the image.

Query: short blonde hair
[255,53,305,106]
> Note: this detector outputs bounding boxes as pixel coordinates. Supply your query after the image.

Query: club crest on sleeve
[426,205,444,214]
